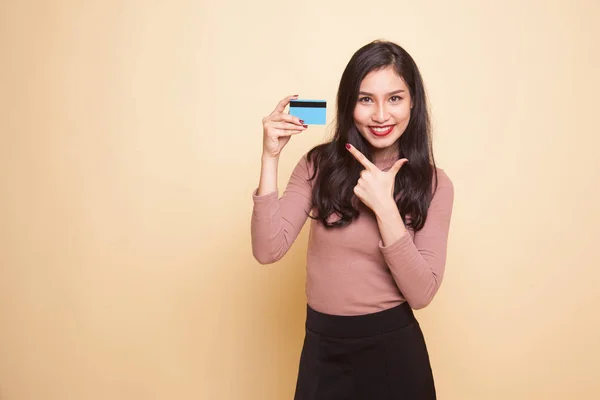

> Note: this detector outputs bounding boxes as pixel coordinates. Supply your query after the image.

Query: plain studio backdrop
[1,0,599,399]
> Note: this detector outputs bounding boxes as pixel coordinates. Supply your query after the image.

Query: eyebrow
[358,90,405,96]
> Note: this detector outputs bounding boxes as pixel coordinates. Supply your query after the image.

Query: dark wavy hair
[306,40,438,231]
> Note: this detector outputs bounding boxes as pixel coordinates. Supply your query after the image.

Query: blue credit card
[289,99,327,125]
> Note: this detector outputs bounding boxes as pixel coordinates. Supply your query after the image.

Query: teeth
[372,126,391,132]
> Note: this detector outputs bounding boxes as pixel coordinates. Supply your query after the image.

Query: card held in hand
[289,99,326,125]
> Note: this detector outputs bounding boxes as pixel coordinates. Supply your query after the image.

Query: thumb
[390,158,409,175]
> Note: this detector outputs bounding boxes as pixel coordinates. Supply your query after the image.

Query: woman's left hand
[345,143,408,215]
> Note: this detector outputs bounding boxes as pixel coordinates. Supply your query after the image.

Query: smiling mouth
[368,125,395,137]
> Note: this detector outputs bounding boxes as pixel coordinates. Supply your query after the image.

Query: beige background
[1,0,599,399]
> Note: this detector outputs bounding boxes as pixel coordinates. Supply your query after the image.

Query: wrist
[374,199,408,247]
[261,154,280,165]
[374,198,399,219]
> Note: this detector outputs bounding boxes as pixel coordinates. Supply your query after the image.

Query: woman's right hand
[262,95,307,159]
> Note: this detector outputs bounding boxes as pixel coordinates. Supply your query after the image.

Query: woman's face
[353,66,413,157]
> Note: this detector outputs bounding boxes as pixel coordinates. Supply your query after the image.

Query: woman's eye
[390,96,403,102]
[358,97,372,103]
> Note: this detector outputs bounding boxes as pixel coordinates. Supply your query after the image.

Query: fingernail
[345,143,351,149]
[299,120,304,124]
[303,125,308,128]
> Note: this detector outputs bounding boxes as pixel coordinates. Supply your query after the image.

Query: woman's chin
[366,136,399,150]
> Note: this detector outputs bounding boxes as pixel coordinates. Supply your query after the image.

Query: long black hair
[306,40,438,231]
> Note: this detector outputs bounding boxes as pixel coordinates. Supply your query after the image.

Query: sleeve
[250,154,314,264]
[379,169,455,309]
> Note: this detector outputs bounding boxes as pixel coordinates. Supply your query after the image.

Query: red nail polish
[299,120,304,124]
[303,125,308,128]
[345,143,351,149]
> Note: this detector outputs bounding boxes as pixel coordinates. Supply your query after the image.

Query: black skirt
[293,302,436,400]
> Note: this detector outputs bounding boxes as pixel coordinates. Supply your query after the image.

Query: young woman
[251,40,454,399]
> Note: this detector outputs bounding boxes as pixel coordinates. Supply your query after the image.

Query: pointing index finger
[270,94,299,116]
[345,143,376,171]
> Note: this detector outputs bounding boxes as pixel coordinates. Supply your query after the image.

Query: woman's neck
[372,146,399,168]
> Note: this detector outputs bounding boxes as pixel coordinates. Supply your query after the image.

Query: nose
[371,103,390,124]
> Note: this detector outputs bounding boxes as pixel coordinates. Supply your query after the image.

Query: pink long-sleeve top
[251,153,454,315]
